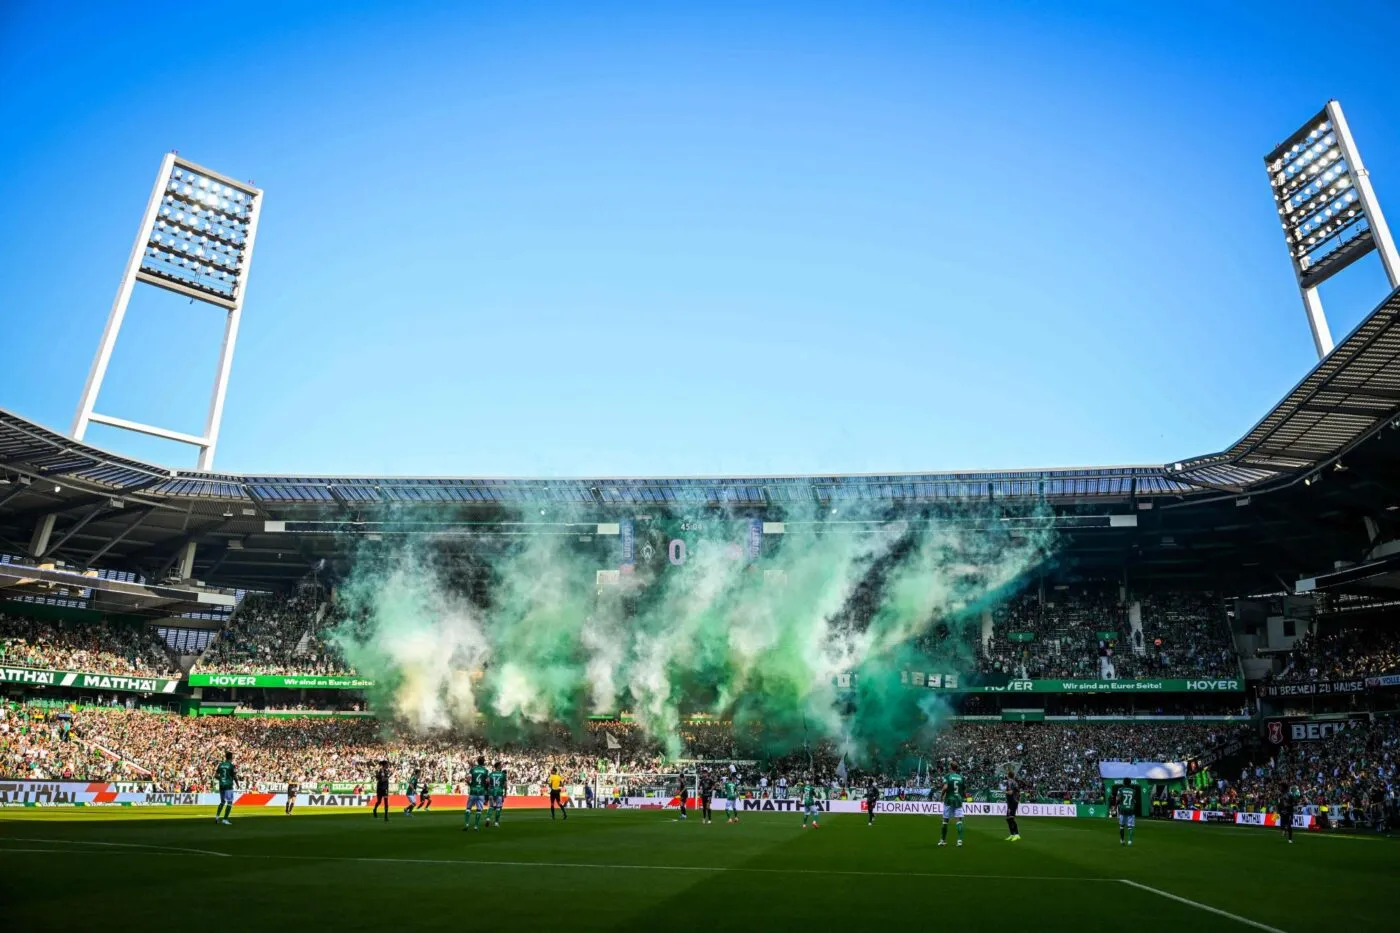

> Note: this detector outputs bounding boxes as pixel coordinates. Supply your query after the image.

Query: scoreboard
[625,517,765,573]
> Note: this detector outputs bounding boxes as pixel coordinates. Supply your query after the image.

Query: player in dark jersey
[676,776,689,822]
[213,751,238,825]
[1111,778,1139,846]
[700,771,715,824]
[372,760,391,822]
[1278,784,1299,843]
[285,779,299,815]
[865,779,880,826]
[1004,770,1022,841]
[418,773,432,813]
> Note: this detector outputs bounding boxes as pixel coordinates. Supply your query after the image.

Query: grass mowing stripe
[3,836,230,857]
[267,853,1117,882]
[0,845,1115,883]
[0,848,66,854]
[1119,880,1287,933]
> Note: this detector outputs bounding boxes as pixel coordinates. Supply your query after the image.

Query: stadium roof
[2,287,1400,593]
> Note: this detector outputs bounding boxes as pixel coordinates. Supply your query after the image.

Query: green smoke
[332,503,1056,762]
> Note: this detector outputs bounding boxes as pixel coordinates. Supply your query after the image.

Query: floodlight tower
[1265,100,1400,359]
[71,153,264,470]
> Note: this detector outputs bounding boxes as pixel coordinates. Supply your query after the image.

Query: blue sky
[2,0,1399,478]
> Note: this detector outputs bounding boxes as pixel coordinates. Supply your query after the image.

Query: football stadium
[5,10,1400,933]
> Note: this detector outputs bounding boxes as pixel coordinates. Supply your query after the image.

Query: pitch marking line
[1,836,230,857]
[1119,880,1286,933]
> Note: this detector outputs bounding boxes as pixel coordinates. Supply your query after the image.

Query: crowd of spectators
[194,589,352,676]
[0,612,180,677]
[1276,626,1400,683]
[928,721,1244,801]
[981,589,1236,681]
[0,707,1230,802]
[1170,716,1398,829]
[175,585,1245,683]
[0,702,144,781]
[1128,592,1238,678]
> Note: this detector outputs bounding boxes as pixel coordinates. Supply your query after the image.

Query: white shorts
[220,789,235,805]
[725,798,737,811]
[944,805,964,820]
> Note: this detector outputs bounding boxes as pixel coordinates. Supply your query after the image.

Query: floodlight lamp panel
[137,157,262,307]
[1264,103,1379,289]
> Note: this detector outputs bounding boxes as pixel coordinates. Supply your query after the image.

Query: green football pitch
[2,807,1395,932]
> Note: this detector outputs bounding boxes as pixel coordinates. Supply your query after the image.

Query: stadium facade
[4,283,1400,599]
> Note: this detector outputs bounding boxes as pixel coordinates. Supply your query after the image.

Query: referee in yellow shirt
[547,766,568,821]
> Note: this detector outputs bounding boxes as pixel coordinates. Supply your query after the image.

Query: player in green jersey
[1111,778,1139,846]
[213,751,238,825]
[403,770,422,816]
[800,779,820,829]
[465,755,491,831]
[723,777,740,824]
[939,765,966,847]
[488,762,507,827]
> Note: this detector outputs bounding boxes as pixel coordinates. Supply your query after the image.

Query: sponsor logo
[1265,716,1367,743]
[0,783,80,805]
[1187,679,1240,691]
[741,799,830,812]
[872,800,942,815]
[1173,809,1229,822]
[0,666,59,685]
[0,666,174,693]
[202,674,258,687]
[77,673,161,692]
[1289,720,1359,741]
[307,793,373,807]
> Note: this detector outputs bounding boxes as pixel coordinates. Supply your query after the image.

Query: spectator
[0,613,179,677]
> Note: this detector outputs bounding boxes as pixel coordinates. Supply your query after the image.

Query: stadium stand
[0,704,1240,800]
[0,612,180,677]
[982,589,1236,680]
[1177,717,1399,827]
[1275,625,1400,682]
[175,586,1241,681]
[194,589,350,676]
